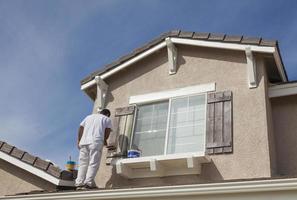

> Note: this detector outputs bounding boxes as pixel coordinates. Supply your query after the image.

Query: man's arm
[77,126,84,149]
[104,128,111,146]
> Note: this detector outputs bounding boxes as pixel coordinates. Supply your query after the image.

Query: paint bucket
[127,150,141,158]
[66,161,76,171]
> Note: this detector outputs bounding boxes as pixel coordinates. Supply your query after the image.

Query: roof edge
[5,177,297,199]
[0,151,74,187]
[80,30,283,85]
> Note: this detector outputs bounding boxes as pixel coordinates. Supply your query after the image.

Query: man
[75,109,112,190]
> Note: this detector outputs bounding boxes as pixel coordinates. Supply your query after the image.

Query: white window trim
[119,85,212,178]
[129,82,215,105]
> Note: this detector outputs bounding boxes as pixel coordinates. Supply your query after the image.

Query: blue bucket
[127,150,141,158]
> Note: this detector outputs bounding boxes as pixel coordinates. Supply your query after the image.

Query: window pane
[132,101,169,156]
[167,95,206,154]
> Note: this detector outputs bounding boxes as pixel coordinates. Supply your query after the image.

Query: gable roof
[0,141,75,187]
[80,30,288,86]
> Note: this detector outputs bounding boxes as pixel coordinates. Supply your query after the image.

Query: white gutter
[4,178,297,200]
[269,82,297,98]
[0,151,74,187]
[81,37,287,91]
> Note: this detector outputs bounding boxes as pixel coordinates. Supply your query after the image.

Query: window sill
[115,152,211,179]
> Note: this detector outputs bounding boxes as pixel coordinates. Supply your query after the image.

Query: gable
[80,30,288,100]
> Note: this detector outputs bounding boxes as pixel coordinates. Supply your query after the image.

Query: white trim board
[269,82,297,98]
[5,178,297,200]
[0,151,74,187]
[81,37,287,91]
[129,83,216,104]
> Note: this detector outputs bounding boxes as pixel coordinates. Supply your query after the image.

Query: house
[0,141,76,196]
[2,30,297,199]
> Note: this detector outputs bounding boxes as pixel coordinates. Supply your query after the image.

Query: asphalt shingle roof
[81,30,286,85]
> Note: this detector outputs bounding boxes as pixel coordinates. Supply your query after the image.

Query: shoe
[76,185,87,191]
[84,184,98,190]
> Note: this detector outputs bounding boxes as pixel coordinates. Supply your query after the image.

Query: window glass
[167,95,206,154]
[132,101,169,156]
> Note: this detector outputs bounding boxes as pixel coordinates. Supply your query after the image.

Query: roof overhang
[269,82,297,98]
[4,178,297,199]
[0,151,74,187]
[81,37,287,99]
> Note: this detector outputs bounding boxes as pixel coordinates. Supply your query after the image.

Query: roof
[81,30,288,85]
[4,177,297,199]
[0,140,76,186]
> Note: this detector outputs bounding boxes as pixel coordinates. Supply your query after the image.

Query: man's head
[100,109,111,117]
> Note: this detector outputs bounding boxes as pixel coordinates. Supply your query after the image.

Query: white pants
[75,141,103,187]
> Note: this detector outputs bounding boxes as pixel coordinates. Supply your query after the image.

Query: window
[131,94,206,157]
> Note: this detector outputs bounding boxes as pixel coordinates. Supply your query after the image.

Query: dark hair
[100,109,111,117]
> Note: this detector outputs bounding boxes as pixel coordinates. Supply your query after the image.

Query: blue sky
[0,0,296,168]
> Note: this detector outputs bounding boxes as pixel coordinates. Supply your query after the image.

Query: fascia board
[0,151,74,187]
[269,82,297,98]
[81,37,286,92]
[5,178,297,200]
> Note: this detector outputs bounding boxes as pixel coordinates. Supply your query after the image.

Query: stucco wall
[271,94,297,176]
[0,159,56,196]
[94,45,272,188]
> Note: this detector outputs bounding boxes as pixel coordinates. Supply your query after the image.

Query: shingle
[117,52,136,64]
[224,35,243,43]
[145,36,164,48]
[22,153,37,165]
[0,141,4,149]
[241,37,261,45]
[47,164,61,178]
[168,30,181,37]
[132,45,150,55]
[260,39,277,46]
[34,158,51,171]
[193,32,210,39]
[1,143,14,154]
[80,30,281,86]
[179,31,194,38]
[11,148,25,159]
[158,31,171,39]
[208,33,226,41]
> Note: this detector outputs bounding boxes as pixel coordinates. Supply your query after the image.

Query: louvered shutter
[106,106,136,164]
[206,91,233,154]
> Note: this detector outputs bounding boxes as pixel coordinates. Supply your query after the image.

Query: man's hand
[104,128,111,146]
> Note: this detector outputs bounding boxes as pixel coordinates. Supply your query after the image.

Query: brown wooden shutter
[206,91,233,154]
[106,106,136,164]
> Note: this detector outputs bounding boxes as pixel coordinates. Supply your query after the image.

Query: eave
[4,177,297,200]
[80,32,287,99]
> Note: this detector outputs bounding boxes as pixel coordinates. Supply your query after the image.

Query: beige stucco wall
[94,45,273,188]
[0,159,56,197]
[271,94,297,176]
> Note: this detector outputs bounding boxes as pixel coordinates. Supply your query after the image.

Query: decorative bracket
[245,47,257,88]
[165,38,178,75]
[92,76,109,113]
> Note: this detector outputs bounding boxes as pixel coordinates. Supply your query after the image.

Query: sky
[0,0,296,168]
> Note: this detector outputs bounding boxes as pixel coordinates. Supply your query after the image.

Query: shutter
[106,106,136,164]
[206,91,233,154]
